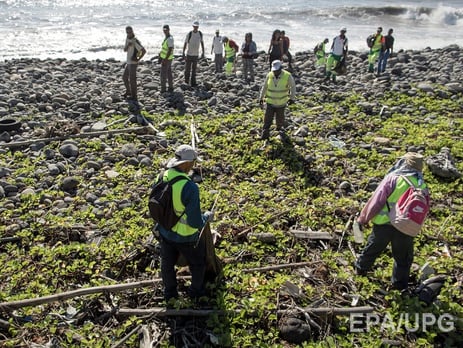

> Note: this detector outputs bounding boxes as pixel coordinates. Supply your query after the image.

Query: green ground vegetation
[0,89,462,347]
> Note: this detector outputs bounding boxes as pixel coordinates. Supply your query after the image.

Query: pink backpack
[388,175,430,237]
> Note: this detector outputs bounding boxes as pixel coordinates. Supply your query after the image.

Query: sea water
[1,0,462,61]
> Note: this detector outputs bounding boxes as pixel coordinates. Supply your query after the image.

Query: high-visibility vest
[372,175,427,225]
[265,70,291,106]
[224,41,236,59]
[164,169,198,236]
[160,36,174,60]
[372,34,383,51]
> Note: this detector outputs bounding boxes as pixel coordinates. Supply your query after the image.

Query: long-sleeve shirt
[358,174,398,224]
[241,40,257,59]
[158,170,208,243]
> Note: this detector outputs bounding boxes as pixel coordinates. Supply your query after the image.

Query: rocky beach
[1,45,462,125]
[0,46,462,347]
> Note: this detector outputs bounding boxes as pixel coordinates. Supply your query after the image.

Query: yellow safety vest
[160,36,174,60]
[372,176,427,225]
[163,169,198,236]
[372,35,383,51]
[224,41,236,59]
[265,70,291,106]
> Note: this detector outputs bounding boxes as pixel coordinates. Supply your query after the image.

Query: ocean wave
[250,5,462,26]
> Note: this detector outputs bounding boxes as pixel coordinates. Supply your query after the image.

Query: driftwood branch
[242,261,319,273]
[289,230,333,240]
[236,209,291,238]
[0,261,316,311]
[115,306,374,318]
[0,236,22,245]
[0,126,150,149]
[0,277,174,312]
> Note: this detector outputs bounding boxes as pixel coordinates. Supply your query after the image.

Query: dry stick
[115,305,374,318]
[0,277,176,311]
[0,127,149,149]
[190,117,196,149]
[0,261,315,311]
[111,323,143,348]
[236,209,291,238]
[338,215,354,252]
[241,261,319,273]
[195,191,220,248]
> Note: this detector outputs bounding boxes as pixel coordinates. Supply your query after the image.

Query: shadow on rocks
[269,136,324,187]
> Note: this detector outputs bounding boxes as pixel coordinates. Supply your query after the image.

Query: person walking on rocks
[159,24,174,93]
[259,60,296,141]
[325,28,348,82]
[315,38,329,67]
[367,27,385,73]
[280,30,293,70]
[378,28,394,74]
[354,152,430,291]
[122,26,146,100]
[241,32,257,82]
[222,36,239,76]
[268,29,283,70]
[211,29,223,73]
[156,145,214,304]
[183,21,205,87]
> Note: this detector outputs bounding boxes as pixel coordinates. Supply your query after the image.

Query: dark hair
[272,29,280,41]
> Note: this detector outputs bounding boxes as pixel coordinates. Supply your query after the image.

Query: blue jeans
[378,50,391,73]
[355,223,414,290]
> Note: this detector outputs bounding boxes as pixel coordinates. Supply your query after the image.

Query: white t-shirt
[184,31,203,56]
[212,35,223,54]
[331,36,348,56]
[126,38,144,64]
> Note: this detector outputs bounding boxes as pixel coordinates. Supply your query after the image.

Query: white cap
[166,145,201,168]
[340,27,347,32]
[193,21,199,27]
[271,60,282,71]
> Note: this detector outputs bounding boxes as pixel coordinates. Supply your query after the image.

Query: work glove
[204,210,215,223]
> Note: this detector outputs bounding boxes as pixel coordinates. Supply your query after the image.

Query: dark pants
[184,55,199,86]
[160,235,206,301]
[122,63,138,99]
[160,59,173,92]
[284,51,292,67]
[355,223,414,290]
[269,54,280,69]
[378,50,391,73]
[262,104,285,140]
[214,53,223,73]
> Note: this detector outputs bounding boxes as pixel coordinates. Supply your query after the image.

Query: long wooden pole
[0,261,318,311]
[0,127,149,149]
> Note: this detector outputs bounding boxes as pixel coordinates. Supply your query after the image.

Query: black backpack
[366,34,376,48]
[131,38,142,60]
[188,30,203,43]
[148,171,188,230]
